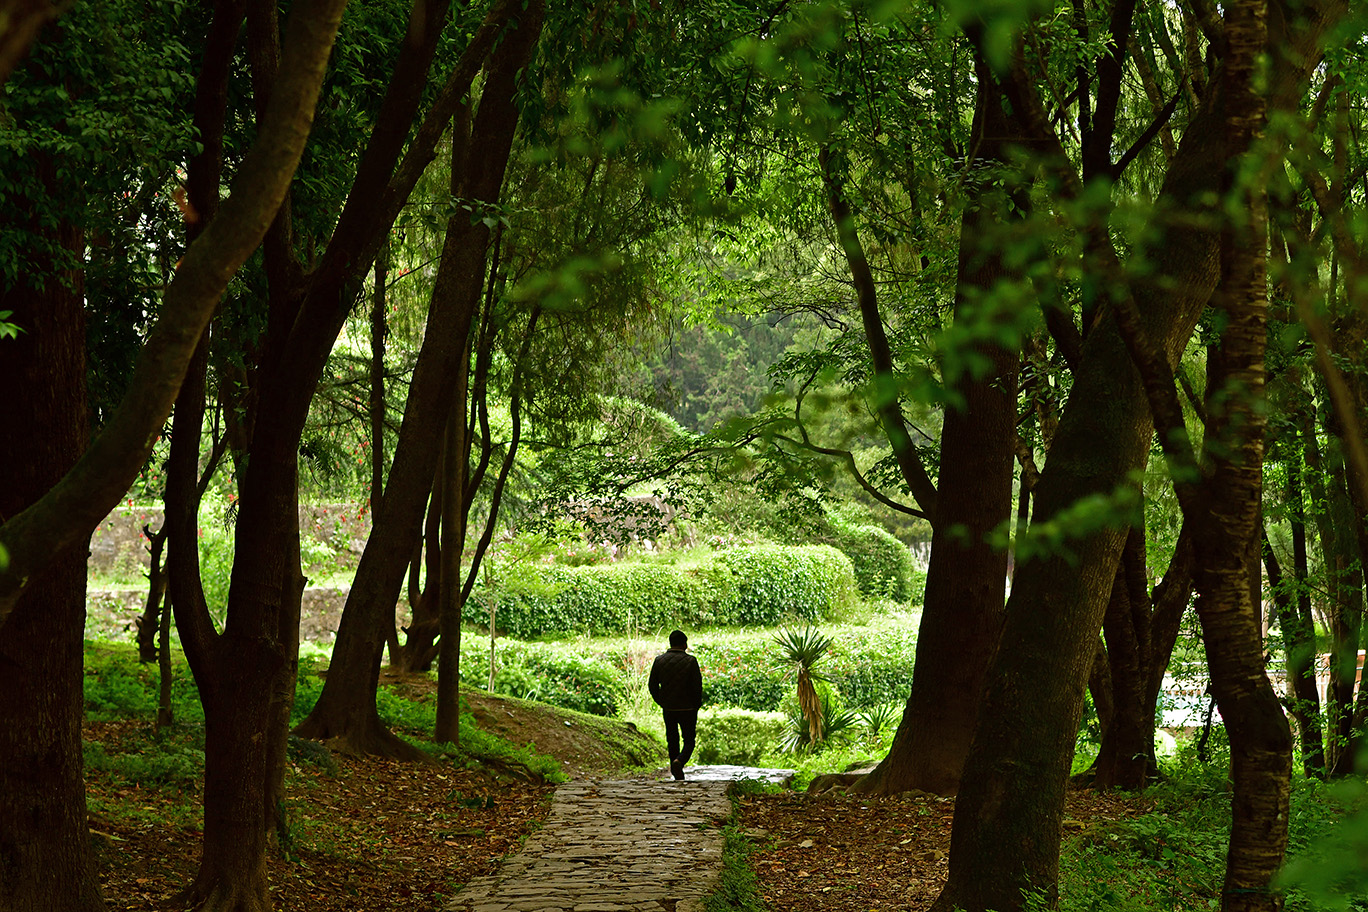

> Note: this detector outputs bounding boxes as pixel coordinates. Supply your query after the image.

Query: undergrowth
[704,782,771,912]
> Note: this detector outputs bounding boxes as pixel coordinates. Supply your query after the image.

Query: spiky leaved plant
[773,626,833,746]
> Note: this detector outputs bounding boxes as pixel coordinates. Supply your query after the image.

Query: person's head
[669,630,687,650]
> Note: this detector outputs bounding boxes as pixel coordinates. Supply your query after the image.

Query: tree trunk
[295,0,544,756]
[1193,11,1295,888]
[136,524,170,663]
[370,241,389,508]
[850,67,1020,797]
[930,1,1337,905]
[1083,525,1194,790]
[1262,522,1325,778]
[930,73,1233,912]
[0,175,104,912]
[1323,450,1364,770]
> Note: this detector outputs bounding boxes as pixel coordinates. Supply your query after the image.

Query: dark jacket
[648,647,703,711]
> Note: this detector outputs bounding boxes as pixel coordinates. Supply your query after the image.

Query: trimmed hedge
[711,545,856,626]
[468,545,855,639]
[825,522,920,602]
[694,708,787,765]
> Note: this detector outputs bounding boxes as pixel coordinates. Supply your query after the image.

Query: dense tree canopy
[2,0,1367,910]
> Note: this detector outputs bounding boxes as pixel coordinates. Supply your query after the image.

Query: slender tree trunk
[137,524,171,663]
[370,242,389,508]
[0,171,104,912]
[434,388,469,743]
[1323,452,1364,769]
[1193,23,1294,890]
[851,67,1020,797]
[1263,522,1325,777]
[295,1,544,756]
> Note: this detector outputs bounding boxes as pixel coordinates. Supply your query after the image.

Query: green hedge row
[823,522,921,602]
[466,545,857,639]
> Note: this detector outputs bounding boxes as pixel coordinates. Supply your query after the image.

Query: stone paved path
[443,766,793,912]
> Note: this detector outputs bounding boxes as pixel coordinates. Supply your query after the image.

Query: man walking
[648,630,703,780]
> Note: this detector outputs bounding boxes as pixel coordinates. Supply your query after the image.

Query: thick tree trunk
[854,69,1020,797]
[931,72,1232,912]
[295,1,544,756]
[0,192,104,912]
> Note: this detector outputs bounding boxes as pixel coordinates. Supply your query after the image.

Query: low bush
[695,708,787,765]
[692,637,789,712]
[478,642,622,717]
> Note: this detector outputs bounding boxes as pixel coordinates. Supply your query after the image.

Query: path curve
[444,767,793,912]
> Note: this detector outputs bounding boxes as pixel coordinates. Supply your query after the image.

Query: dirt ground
[88,684,1149,911]
[739,786,1150,912]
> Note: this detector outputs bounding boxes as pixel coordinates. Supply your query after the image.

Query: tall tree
[294,0,545,755]
[0,0,347,904]
[852,63,1023,796]
[929,0,1340,908]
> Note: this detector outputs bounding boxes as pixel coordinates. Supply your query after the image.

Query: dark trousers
[662,709,698,767]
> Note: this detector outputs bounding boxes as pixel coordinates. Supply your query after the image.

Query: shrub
[692,637,790,712]
[468,561,740,639]
[695,708,787,765]
[470,545,859,640]
[691,621,915,712]
[822,627,916,708]
[488,643,622,717]
[712,545,857,625]
[825,522,919,602]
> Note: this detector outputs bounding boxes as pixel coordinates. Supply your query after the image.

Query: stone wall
[88,502,372,576]
[85,585,356,645]
[86,502,372,645]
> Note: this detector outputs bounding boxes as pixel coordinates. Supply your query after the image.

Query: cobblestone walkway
[443,766,792,912]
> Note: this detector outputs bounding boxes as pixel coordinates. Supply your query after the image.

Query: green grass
[704,785,770,912]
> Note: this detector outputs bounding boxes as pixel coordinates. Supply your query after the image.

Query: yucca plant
[773,626,833,746]
[781,693,859,753]
[860,702,900,742]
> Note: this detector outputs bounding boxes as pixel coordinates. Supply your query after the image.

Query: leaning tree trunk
[0,167,104,912]
[295,1,544,756]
